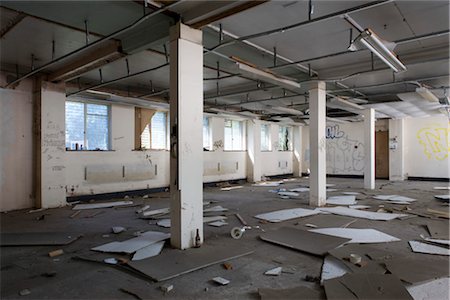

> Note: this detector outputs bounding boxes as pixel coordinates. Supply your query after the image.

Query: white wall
[404,115,449,178]
[0,76,34,211]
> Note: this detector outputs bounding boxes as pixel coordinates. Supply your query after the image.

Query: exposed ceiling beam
[48,41,125,82]
[0,11,26,38]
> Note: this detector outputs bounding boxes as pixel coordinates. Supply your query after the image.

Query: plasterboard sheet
[92,231,170,254]
[406,278,450,300]
[156,216,227,228]
[127,245,253,281]
[328,244,388,274]
[323,277,357,300]
[326,184,336,187]
[259,227,350,256]
[384,258,450,284]
[342,192,360,195]
[156,219,171,228]
[349,205,371,210]
[321,255,349,284]
[434,187,450,190]
[434,195,450,201]
[427,221,449,239]
[204,205,228,213]
[373,195,416,202]
[132,241,165,261]
[289,187,309,192]
[318,206,407,221]
[252,181,283,187]
[255,208,321,223]
[339,274,413,300]
[278,191,300,197]
[409,241,450,256]
[73,201,133,210]
[203,216,227,223]
[310,228,400,244]
[221,186,243,191]
[208,220,228,227]
[326,196,357,205]
[141,208,170,218]
[422,236,450,246]
[296,214,356,229]
[327,189,339,192]
[259,286,324,300]
[1,232,81,246]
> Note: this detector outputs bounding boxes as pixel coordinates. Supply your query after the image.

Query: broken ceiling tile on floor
[204,205,229,213]
[406,277,450,300]
[252,181,283,187]
[132,241,165,261]
[72,201,133,210]
[296,214,356,229]
[320,255,350,284]
[342,192,360,195]
[156,219,171,228]
[327,244,388,274]
[91,231,170,254]
[409,240,450,256]
[203,216,228,223]
[264,267,282,276]
[309,228,400,244]
[384,257,450,284]
[433,187,450,190]
[373,195,416,202]
[220,186,243,191]
[326,195,357,206]
[208,220,228,227]
[140,208,170,219]
[420,235,450,246]
[348,205,371,210]
[259,227,350,256]
[0,232,81,246]
[427,221,450,239]
[289,187,309,192]
[318,206,407,221]
[278,191,300,197]
[212,277,230,285]
[254,208,321,223]
[434,195,450,201]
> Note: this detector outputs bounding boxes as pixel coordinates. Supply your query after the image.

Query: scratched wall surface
[405,115,450,178]
[0,82,34,212]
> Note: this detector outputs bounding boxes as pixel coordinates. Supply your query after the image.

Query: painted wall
[0,77,34,211]
[404,115,449,178]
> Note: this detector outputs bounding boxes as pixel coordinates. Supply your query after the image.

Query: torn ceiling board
[323,277,358,300]
[421,236,450,246]
[72,201,133,210]
[406,278,450,300]
[220,186,243,191]
[373,195,416,202]
[252,181,283,187]
[132,241,165,261]
[434,187,450,190]
[296,215,357,229]
[156,219,171,228]
[339,273,413,300]
[384,258,450,284]
[309,228,400,244]
[318,206,407,221]
[155,216,228,228]
[342,192,360,195]
[326,196,357,206]
[434,195,450,201]
[278,191,300,197]
[127,245,253,282]
[0,232,81,246]
[204,205,228,213]
[349,205,371,210]
[327,244,388,274]
[321,255,350,284]
[409,241,450,256]
[259,227,350,256]
[91,231,170,254]
[427,221,449,239]
[289,187,309,192]
[140,208,170,218]
[254,208,321,223]
[258,286,325,300]
[208,220,228,227]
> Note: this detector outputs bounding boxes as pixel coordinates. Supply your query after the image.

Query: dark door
[375,131,389,179]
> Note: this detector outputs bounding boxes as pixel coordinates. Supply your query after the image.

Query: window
[224,119,244,151]
[203,116,211,150]
[278,126,291,151]
[261,124,271,151]
[65,101,110,150]
[141,111,168,150]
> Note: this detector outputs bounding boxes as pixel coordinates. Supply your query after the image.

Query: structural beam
[309,81,327,206]
[0,12,26,38]
[364,108,375,189]
[169,22,204,249]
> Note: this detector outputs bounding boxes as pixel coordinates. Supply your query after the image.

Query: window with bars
[203,116,211,150]
[141,111,168,150]
[261,124,271,151]
[224,119,244,151]
[278,126,291,151]
[65,101,110,150]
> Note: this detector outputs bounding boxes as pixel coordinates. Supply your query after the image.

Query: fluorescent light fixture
[415,87,439,102]
[349,29,406,73]
[235,60,302,93]
[265,105,304,115]
[328,96,365,114]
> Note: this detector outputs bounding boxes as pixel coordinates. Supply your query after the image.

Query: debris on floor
[18,289,31,296]
[320,255,350,284]
[348,205,371,210]
[406,277,450,300]
[384,257,450,283]
[309,228,400,244]
[0,232,81,246]
[408,240,450,256]
[204,205,228,213]
[252,181,283,187]
[221,186,243,191]
[318,206,407,221]
[254,208,321,223]
[139,208,170,219]
[212,277,230,285]
[222,263,233,270]
[136,205,150,214]
[326,195,357,205]
[258,286,324,300]
[72,201,133,210]
[208,220,228,227]
[289,187,309,192]
[160,283,174,293]
[132,241,165,261]
[295,214,356,229]
[48,249,64,257]
[264,266,282,276]
[112,226,126,234]
[434,195,450,201]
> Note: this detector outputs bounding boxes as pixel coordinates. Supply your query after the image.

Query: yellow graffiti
[417,125,450,160]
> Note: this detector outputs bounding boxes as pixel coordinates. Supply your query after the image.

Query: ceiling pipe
[2,0,185,88]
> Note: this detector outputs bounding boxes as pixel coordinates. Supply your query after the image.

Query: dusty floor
[1,177,449,299]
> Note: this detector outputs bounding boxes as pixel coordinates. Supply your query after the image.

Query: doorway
[375,131,389,179]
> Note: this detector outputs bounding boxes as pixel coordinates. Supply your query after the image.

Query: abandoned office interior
[1,0,449,299]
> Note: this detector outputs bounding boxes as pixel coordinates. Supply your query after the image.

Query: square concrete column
[34,80,67,209]
[389,118,405,181]
[292,125,302,177]
[169,22,203,249]
[309,81,327,207]
[364,108,375,189]
[246,119,261,182]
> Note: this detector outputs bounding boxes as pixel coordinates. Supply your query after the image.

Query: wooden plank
[259,227,349,256]
[1,232,81,246]
[127,245,253,282]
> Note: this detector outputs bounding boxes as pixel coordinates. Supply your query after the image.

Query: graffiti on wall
[326,125,345,139]
[417,125,450,161]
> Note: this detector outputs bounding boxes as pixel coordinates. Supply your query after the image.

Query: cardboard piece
[296,215,356,229]
[72,201,133,210]
[406,278,450,300]
[409,241,450,256]
[309,228,400,244]
[1,232,81,246]
[255,208,321,223]
[318,206,407,221]
[384,257,450,284]
[259,286,325,300]
[326,196,357,205]
[260,227,349,256]
[127,245,253,281]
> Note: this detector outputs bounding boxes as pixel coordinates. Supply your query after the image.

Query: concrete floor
[1,177,449,299]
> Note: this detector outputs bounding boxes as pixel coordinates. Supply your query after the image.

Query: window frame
[65,100,111,151]
[203,116,212,151]
[278,125,292,151]
[149,111,169,150]
[224,119,245,151]
[261,123,272,152]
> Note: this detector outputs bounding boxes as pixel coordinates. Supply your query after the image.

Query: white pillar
[35,81,67,208]
[292,125,302,177]
[247,119,261,182]
[389,118,405,181]
[364,108,375,189]
[169,22,203,249]
[309,81,327,207]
